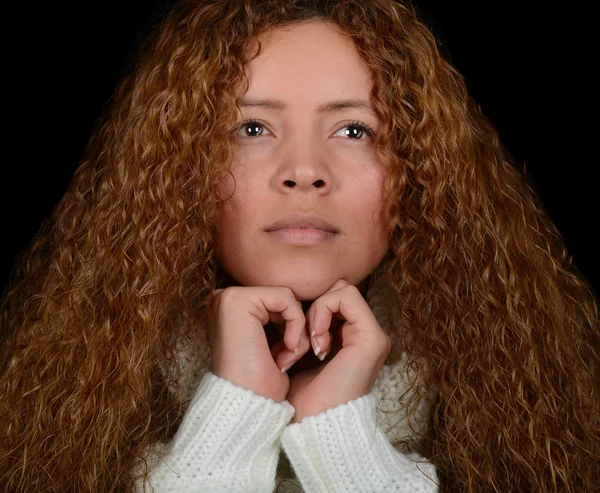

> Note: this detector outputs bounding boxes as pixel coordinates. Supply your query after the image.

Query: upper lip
[265,213,339,233]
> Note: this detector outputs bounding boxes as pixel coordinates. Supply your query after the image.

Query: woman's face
[215,20,390,301]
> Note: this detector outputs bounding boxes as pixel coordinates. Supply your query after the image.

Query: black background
[2,1,597,296]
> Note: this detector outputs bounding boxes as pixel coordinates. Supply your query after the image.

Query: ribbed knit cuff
[280,393,438,493]
[144,372,295,492]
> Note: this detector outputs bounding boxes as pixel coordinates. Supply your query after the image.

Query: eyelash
[235,119,376,140]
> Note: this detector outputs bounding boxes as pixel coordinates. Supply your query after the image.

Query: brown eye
[236,120,270,138]
[344,125,364,139]
[334,120,376,140]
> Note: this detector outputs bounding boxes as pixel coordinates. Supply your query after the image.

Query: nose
[273,140,334,194]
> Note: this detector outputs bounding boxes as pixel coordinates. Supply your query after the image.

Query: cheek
[214,186,243,254]
[214,200,249,280]
[217,169,238,202]
[214,169,262,256]
[215,194,249,248]
[352,170,388,225]
[216,165,252,226]
[352,173,391,261]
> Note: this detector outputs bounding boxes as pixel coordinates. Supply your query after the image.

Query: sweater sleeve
[135,372,295,493]
[280,392,438,492]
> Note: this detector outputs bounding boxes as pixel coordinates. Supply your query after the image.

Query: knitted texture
[138,372,438,492]
[280,393,437,492]
[136,373,295,492]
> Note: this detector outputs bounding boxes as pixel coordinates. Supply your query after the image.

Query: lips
[264,213,339,233]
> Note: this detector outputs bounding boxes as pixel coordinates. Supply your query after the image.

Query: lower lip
[267,228,335,245]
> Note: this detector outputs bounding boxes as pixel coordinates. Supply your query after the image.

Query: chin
[218,257,376,301]
[284,282,334,302]
[251,270,358,301]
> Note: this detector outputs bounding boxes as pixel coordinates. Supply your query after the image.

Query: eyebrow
[238,98,377,116]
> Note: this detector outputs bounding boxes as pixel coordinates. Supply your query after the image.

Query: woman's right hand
[205,286,310,403]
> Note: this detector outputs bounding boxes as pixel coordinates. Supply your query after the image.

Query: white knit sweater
[135,272,439,492]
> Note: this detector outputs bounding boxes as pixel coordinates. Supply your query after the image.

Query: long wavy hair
[1,0,598,491]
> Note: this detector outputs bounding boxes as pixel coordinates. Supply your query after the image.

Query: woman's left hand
[286,279,391,423]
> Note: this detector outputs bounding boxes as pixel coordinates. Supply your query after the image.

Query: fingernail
[281,364,289,373]
[313,343,321,357]
[317,351,327,361]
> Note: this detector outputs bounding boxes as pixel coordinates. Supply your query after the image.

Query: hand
[205,286,312,403]
[286,279,391,423]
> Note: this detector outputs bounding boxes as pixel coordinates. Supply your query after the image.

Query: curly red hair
[1,1,598,491]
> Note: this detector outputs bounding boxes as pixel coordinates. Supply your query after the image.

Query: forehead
[242,20,374,104]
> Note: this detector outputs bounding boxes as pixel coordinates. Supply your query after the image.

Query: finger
[310,284,375,352]
[269,315,311,362]
[306,279,349,350]
[270,339,285,359]
[327,279,349,292]
[306,279,349,361]
[269,340,289,367]
[313,315,347,359]
[266,316,310,366]
[255,287,307,353]
[305,279,348,357]
[310,329,332,359]
[271,338,310,373]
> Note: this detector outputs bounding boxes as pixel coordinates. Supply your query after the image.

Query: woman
[1,0,598,491]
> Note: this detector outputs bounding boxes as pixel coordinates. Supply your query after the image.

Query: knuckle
[226,285,244,297]
[332,279,348,289]
[344,284,361,297]
[218,286,244,304]
[280,286,295,298]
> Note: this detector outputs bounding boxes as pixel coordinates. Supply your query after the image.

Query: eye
[232,119,376,140]
[234,119,271,138]
[333,120,376,141]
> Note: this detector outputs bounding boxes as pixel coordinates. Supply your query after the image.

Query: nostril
[313,179,325,188]
[284,180,296,187]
